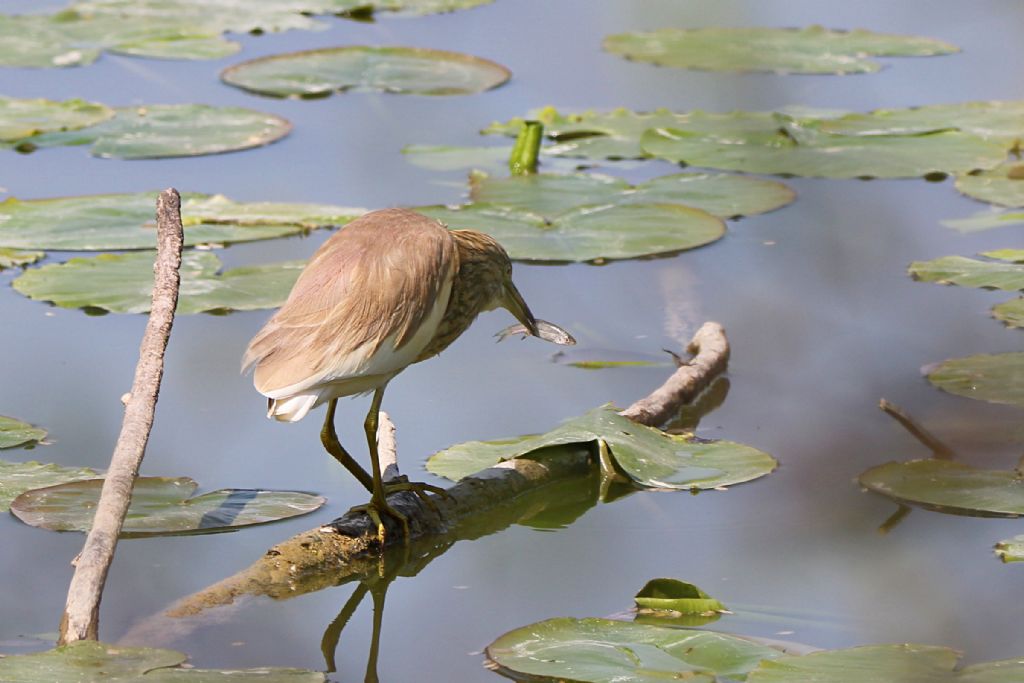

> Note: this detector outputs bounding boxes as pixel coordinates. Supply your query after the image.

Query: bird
[242,208,542,541]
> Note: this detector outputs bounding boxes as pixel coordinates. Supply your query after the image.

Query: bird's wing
[243,210,458,396]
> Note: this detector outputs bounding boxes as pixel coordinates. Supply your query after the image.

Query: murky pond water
[2,0,1024,679]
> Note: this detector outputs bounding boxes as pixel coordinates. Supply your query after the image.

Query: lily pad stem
[509,120,543,175]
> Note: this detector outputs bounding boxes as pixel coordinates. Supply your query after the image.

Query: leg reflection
[320,576,392,682]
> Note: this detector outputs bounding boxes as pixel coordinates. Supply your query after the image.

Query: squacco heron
[243,208,541,540]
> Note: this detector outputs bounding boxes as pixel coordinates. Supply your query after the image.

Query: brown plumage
[242,208,540,539]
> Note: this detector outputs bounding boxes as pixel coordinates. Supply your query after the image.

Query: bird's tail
[267,393,318,422]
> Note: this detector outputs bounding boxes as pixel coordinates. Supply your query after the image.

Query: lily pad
[569,360,665,370]
[0,460,98,512]
[469,171,795,218]
[13,250,303,314]
[994,298,1024,328]
[10,476,324,536]
[426,404,777,489]
[956,162,1024,207]
[819,100,1024,142]
[221,46,510,98]
[995,535,1024,563]
[486,617,783,683]
[603,26,957,75]
[0,416,48,450]
[746,643,1024,682]
[0,192,362,251]
[943,209,1024,233]
[0,96,114,140]
[0,640,325,681]
[0,248,44,269]
[909,255,1024,291]
[635,578,726,615]
[420,202,724,262]
[859,459,1024,518]
[927,353,1024,407]
[10,104,292,159]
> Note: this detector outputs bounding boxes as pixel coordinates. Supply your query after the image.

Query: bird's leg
[320,399,374,493]
[362,386,409,544]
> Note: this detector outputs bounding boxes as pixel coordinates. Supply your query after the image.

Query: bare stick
[59,189,184,644]
[878,398,956,460]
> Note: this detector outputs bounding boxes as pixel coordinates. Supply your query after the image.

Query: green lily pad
[819,100,1024,142]
[419,202,724,262]
[746,643,1024,682]
[0,460,98,512]
[909,255,1024,291]
[0,96,114,141]
[426,404,777,489]
[10,104,291,159]
[486,617,783,683]
[13,251,303,314]
[0,640,325,681]
[943,209,1024,233]
[927,353,1024,407]
[994,298,1024,328]
[995,535,1024,563]
[0,416,48,450]
[0,248,44,269]
[469,171,795,218]
[984,249,1024,262]
[634,578,726,615]
[603,26,957,75]
[10,476,324,537]
[956,162,1024,207]
[0,192,362,251]
[221,46,510,98]
[568,360,665,370]
[859,459,1024,517]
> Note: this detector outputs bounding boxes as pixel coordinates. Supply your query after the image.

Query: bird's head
[451,229,539,337]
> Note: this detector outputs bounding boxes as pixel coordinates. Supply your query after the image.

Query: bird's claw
[382,478,451,518]
[352,497,409,546]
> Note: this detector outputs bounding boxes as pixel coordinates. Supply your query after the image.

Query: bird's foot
[383,476,451,517]
[352,497,409,546]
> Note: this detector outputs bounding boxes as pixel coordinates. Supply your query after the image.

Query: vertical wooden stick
[58,189,184,644]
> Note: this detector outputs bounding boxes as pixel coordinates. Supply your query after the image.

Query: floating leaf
[13,251,302,314]
[0,248,44,269]
[222,46,510,98]
[995,536,1024,563]
[0,460,98,512]
[420,201,724,262]
[10,104,291,159]
[956,161,1024,207]
[909,255,1024,291]
[819,100,1024,142]
[0,96,114,141]
[0,640,325,681]
[0,192,362,251]
[469,171,795,218]
[426,404,777,489]
[746,643,1024,682]
[859,459,1024,517]
[634,578,726,615]
[403,144,519,172]
[943,209,1024,233]
[994,298,1024,328]
[0,416,47,450]
[568,360,664,370]
[486,617,783,683]
[927,353,1024,407]
[10,476,324,536]
[603,26,957,75]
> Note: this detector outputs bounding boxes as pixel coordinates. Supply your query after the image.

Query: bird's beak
[503,281,539,337]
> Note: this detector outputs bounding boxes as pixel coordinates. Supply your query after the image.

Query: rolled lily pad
[11,104,292,159]
[995,535,1024,562]
[909,255,1024,291]
[0,640,325,681]
[0,416,47,450]
[927,353,1024,407]
[859,459,1024,518]
[0,460,98,512]
[0,248,44,269]
[13,251,303,314]
[426,404,777,489]
[10,476,324,536]
[0,192,362,251]
[994,298,1024,328]
[635,578,726,615]
[469,171,795,218]
[603,26,957,75]
[420,202,724,262]
[956,162,1024,207]
[0,96,114,141]
[486,617,783,683]
[746,643,1024,682]
[221,46,510,98]
[943,209,1024,233]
